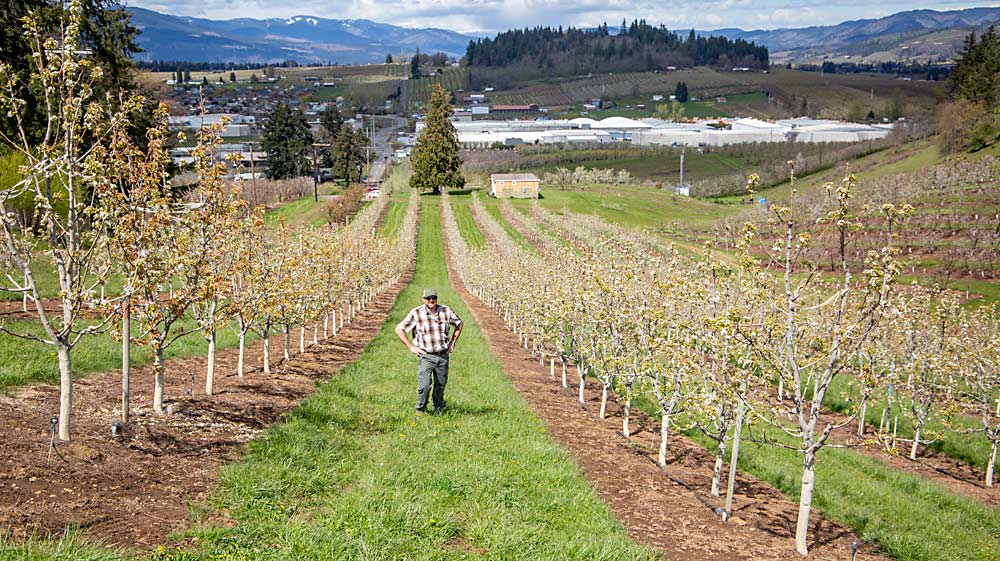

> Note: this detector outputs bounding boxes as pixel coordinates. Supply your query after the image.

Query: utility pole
[679,144,686,187]
[312,142,332,202]
[247,141,259,209]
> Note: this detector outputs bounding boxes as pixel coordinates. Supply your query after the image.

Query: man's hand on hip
[410,346,427,356]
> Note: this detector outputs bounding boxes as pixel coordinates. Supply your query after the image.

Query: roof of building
[492,104,536,111]
[593,116,652,129]
[491,173,540,182]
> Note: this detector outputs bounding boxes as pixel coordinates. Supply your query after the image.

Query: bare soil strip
[0,266,412,549]
[455,201,890,561]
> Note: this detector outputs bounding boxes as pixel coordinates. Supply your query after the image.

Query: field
[3,153,1000,560]
[483,67,942,119]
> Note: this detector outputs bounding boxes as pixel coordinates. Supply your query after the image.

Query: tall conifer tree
[410,84,464,195]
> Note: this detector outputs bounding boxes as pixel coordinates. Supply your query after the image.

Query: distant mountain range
[126,7,474,64]
[707,8,1000,63]
[129,6,1000,65]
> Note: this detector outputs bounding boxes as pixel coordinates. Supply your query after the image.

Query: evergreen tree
[262,103,313,180]
[229,71,237,82]
[385,53,394,64]
[674,81,688,102]
[950,26,1000,107]
[201,76,208,86]
[320,106,344,141]
[410,84,464,194]
[410,48,422,79]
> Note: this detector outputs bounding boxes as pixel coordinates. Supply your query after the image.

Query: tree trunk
[237,327,246,377]
[205,330,217,396]
[600,382,610,419]
[333,309,338,335]
[549,357,554,378]
[712,435,726,497]
[56,343,72,441]
[658,412,672,466]
[313,325,318,345]
[986,437,998,488]
[857,401,866,437]
[910,427,921,460]
[622,386,632,436]
[323,313,329,338]
[795,449,817,556]
[577,362,586,403]
[121,302,130,424]
[153,347,166,416]
[561,359,568,387]
[262,323,271,374]
[299,326,305,353]
[283,325,291,360]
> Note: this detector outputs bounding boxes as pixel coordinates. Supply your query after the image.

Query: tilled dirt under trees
[446,209,889,561]
[0,268,411,549]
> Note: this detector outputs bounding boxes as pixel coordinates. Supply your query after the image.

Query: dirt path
[452,202,888,561]
[0,266,412,549]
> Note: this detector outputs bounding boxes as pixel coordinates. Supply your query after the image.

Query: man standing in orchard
[396,289,463,413]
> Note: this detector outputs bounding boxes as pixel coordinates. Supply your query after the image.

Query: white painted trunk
[712,437,726,497]
[56,343,72,441]
[778,377,784,401]
[549,358,555,379]
[263,326,271,374]
[795,451,816,556]
[283,325,291,360]
[299,326,305,353]
[313,325,318,345]
[205,331,217,396]
[622,388,631,436]
[323,314,329,338]
[857,401,866,437]
[153,348,166,415]
[577,363,586,403]
[986,438,997,488]
[121,305,130,424]
[237,329,246,377]
[600,383,609,419]
[658,413,671,466]
[910,427,921,460]
[333,309,339,335]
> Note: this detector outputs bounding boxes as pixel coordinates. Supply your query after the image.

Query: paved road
[366,116,405,184]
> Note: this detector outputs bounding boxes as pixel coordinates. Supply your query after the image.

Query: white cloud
[124,0,1000,33]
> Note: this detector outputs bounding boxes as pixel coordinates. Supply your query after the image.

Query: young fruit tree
[0,3,141,440]
[957,303,1000,487]
[740,168,904,556]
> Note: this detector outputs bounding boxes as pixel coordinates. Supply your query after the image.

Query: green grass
[711,427,1000,561]
[478,197,537,254]
[264,189,338,228]
[378,196,408,238]
[137,194,658,561]
[0,314,262,391]
[0,529,128,560]
[515,183,736,239]
[444,192,486,249]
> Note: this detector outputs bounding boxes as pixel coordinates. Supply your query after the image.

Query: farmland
[5,11,1000,561]
[481,67,941,119]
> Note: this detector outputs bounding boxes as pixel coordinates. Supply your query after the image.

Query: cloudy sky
[125,0,1000,34]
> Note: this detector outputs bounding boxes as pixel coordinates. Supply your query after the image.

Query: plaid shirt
[399,304,463,353]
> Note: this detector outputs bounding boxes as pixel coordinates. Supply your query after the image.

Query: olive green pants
[416,352,449,411]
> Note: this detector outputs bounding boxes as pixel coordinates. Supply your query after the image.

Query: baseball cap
[422,288,438,299]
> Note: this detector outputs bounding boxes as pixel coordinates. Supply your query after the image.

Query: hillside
[709,7,1000,63]
[127,7,473,64]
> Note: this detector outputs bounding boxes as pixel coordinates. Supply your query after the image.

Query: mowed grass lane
[156,194,658,560]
